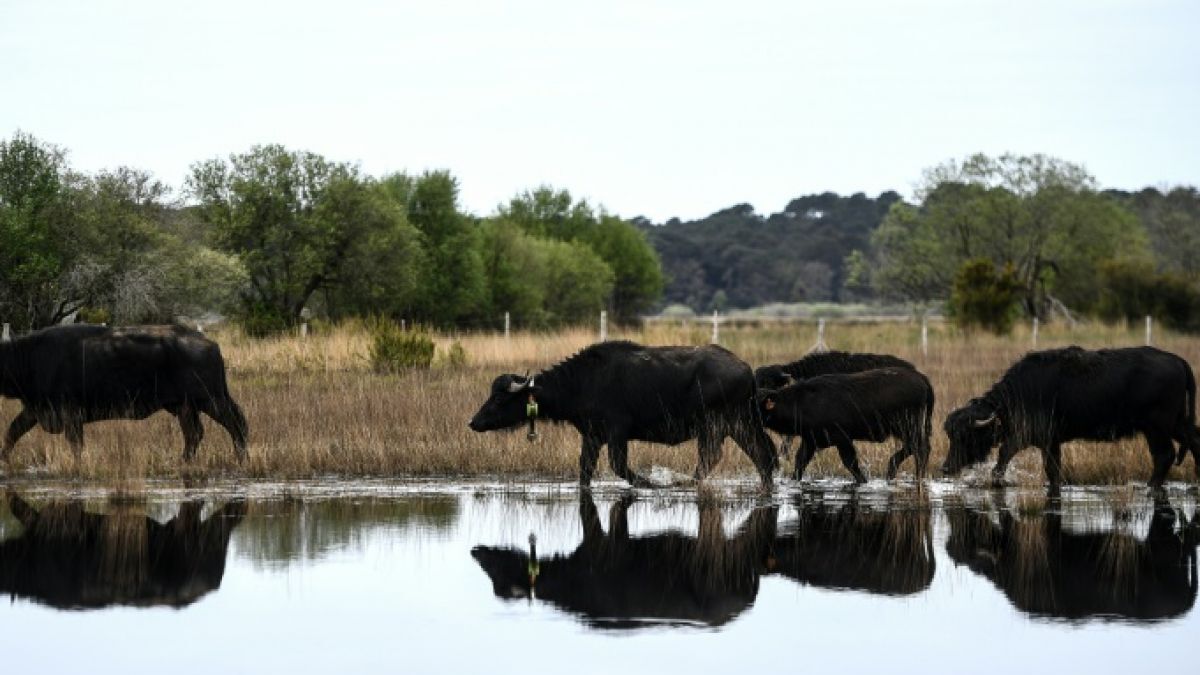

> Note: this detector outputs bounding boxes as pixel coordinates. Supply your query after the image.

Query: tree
[580,215,663,321]
[405,171,487,326]
[188,145,412,333]
[501,186,662,321]
[865,153,1148,317]
[0,132,80,329]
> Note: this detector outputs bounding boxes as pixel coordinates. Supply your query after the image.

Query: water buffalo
[0,495,246,609]
[468,340,778,488]
[0,324,248,466]
[944,496,1200,622]
[470,493,777,628]
[942,346,1200,488]
[770,491,935,596]
[754,351,916,458]
[754,351,915,390]
[758,367,934,482]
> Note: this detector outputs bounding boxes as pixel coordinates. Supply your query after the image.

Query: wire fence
[0,312,1161,350]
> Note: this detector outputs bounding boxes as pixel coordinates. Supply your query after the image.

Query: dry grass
[2,318,1199,485]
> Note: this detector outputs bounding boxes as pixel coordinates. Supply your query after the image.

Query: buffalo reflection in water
[0,494,245,610]
[945,495,1200,622]
[770,491,935,596]
[472,494,778,628]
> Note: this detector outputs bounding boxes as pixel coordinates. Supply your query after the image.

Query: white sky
[1,0,1196,222]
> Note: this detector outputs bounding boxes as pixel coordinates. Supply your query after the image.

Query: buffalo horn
[973,412,998,428]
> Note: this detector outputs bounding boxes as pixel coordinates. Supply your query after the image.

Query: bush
[948,258,1023,335]
[369,320,435,372]
[239,303,292,338]
[436,340,469,369]
[1098,260,1200,332]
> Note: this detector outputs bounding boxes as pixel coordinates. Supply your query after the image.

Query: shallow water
[1,479,1197,674]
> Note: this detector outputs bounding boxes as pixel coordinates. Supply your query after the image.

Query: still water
[1,480,1197,674]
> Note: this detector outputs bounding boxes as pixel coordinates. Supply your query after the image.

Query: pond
[1,480,1197,674]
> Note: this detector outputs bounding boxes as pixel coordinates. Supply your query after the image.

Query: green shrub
[948,258,1023,335]
[1098,260,1200,332]
[444,341,468,367]
[239,303,292,338]
[369,320,435,372]
[77,307,111,325]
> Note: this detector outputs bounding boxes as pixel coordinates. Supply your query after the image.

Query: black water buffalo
[468,341,777,488]
[0,324,248,465]
[754,351,915,390]
[754,351,916,458]
[945,496,1199,622]
[0,495,246,609]
[942,346,1200,488]
[769,491,935,596]
[758,367,934,482]
[470,493,777,628]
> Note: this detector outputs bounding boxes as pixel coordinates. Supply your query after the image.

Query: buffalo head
[942,399,1001,476]
[754,365,795,391]
[469,373,541,432]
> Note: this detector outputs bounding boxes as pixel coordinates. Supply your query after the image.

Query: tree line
[0,132,664,334]
[5,131,1198,336]
[643,154,1200,333]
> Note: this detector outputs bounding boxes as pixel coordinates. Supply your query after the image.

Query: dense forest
[639,192,900,309]
[4,131,1200,335]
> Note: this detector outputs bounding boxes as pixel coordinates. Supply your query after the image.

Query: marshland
[5,2,1200,672]
[3,319,1198,487]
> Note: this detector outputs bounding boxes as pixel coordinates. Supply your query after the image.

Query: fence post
[1145,315,1152,346]
[504,312,511,340]
[920,315,928,358]
[300,321,309,339]
[711,310,720,344]
[1031,317,1038,349]
[599,310,607,342]
[810,318,829,353]
[2,323,11,342]
[400,319,406,332]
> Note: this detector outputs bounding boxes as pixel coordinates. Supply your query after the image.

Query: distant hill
[638,191,901,311]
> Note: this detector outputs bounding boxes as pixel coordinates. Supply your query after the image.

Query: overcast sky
[2,0,1196,221]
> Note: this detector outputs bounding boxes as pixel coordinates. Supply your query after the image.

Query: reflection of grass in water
[0,320,1197,483]
[233,496,460,568]
[1010,515,1055,612]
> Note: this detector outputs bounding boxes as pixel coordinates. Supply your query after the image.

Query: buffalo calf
[758,367,934,483]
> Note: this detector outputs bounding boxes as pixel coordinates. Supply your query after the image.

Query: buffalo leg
[179,404,204,462]
[991,440,1020,485]
[836,441,868,484]
[579,436,601,487]
[779,435,794,461]
[694,429,723,481]
[885,445,911,480]
[1041,442,1064,488]
[730,420,778,487]
[607,436,655,488]
[206,398,249,462]
[1147,431,1175,489]
[2,408,37,463]
[793,439,817,481]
